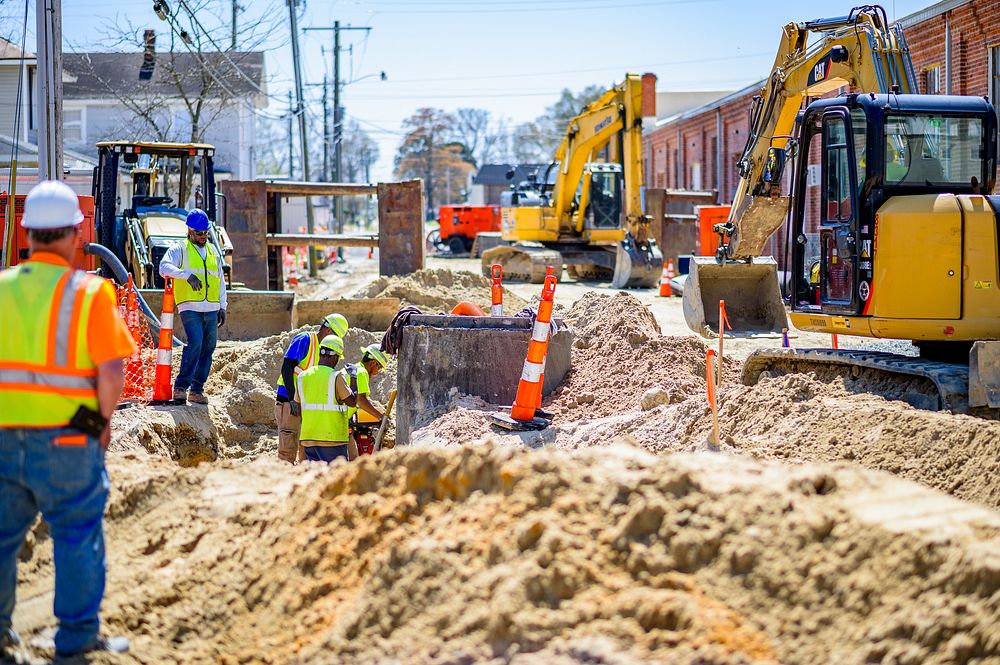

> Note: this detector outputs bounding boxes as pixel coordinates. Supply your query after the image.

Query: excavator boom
[684,6,918,335]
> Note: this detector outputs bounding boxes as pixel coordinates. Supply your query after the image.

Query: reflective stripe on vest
[0,261,102,427]
[173,241,222,305]
[276,332,319,389]
[296,366,350,443]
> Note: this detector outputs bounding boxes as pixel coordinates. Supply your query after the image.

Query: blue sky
[14,0,933,180]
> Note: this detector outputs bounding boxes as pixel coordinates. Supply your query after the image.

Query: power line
[363,0,718,14]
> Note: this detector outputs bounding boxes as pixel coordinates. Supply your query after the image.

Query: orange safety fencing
[116,275,155,404]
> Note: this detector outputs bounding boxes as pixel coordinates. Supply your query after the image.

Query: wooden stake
[706,350,720,445]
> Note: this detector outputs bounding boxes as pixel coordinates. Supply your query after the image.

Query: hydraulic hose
[84,242,183,347]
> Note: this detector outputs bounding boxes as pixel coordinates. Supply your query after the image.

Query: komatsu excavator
[482,73,662,288]
[685,5,1000,415]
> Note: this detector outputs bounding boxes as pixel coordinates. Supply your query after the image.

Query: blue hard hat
[186,208,210,231]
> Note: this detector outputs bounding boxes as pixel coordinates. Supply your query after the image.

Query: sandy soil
[7,262,1000,664]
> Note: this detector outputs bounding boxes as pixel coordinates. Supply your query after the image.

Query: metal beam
[265,233,378,248]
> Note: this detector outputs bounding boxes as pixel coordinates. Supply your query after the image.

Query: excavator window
[820,112,857,306]
[883,114,984,187]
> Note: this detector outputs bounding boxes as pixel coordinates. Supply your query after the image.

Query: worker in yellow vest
[341,343,389,460]
[158,208,227,405]
[0,181,136,657]
[275,312,348,464]
[294,335,357,463]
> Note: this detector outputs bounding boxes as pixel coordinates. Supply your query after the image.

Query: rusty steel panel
[219,180,270,290]
[377,180,424,276]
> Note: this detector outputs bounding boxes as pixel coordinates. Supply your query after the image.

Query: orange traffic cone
[490,264,503,316]
[152,278,176,403]
[490,273,558,430]
[659,260,674,297]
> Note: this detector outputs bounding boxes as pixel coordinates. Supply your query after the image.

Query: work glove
[289,400,301,417]
[218,309,227,328]
[187,273,203,291]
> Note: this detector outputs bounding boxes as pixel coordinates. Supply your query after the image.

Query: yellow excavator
[482,73,662,288]
[684,5,999,415]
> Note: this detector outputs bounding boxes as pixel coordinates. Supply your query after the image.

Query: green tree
[512,83,606,162]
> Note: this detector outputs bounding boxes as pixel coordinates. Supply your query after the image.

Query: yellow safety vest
[0,261,103,427]
[173,240,221,305]
[297,365,350,444]
[276,332,319,391]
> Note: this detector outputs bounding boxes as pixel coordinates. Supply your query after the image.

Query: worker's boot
[55,635,129,659]
[188,392,209,405]
[172,388,187,402]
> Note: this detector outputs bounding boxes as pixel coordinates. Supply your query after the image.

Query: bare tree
[69,1,280,202]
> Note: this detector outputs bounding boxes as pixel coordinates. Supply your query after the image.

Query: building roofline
[653,78,765,129]
[897,0,970,27]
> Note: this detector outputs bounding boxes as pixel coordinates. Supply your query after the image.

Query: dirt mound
[549,292,737,418]
[12,445,1000,664]
[354,268,528,313]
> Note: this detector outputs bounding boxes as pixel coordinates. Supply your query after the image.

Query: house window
[991,46,1000,122]
[924,66,941,95]
[64,108,84,143]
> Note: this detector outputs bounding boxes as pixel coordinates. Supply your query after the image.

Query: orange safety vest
[0,259,104,427]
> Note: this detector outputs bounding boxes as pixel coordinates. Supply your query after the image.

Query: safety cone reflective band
[511,273,556,422]
[658,261,672,297]
[152,278,176,402]
[490,264,503,316]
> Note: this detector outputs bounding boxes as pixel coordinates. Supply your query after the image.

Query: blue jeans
[303,445,348,463]
[0,427,109,655]
[175,310,219,394]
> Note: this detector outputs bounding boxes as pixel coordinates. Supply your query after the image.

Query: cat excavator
[482,73,662,288]
[684,5,999,415]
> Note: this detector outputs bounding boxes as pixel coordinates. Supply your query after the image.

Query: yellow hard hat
[321,313,348,338]
[319,335,344,356]
[362,344,388,368]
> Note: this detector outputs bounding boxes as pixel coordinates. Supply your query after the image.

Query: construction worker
[275,313,349,464]
[158,208,227,405]
[0,181,136,657]
[341,343,389,460]
[294,335,357,463]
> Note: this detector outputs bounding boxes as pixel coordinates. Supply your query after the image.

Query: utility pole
[288,0,317,277]
[35,0,63,181]
[304,22,371,260]
[287,90,294,178]
[231,0,238,50]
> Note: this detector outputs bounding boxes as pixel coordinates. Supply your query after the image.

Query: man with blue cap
[158,208,227,404]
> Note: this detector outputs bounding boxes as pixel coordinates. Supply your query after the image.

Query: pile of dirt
[353,268,528,313]
[112,326,398,464]
[550,292,738,418]
[12,444,1000,664]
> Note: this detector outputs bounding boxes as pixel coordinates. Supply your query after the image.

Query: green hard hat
[321,313,348,337]
[362,344,389,368]
[319,335,344,356]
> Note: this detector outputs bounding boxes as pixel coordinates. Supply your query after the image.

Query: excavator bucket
[611,237,663,289]
[969,341,1000,410]
[682,256,787,337]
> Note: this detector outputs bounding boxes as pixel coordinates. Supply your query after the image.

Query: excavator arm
[550,74,646,239]
[684,6,919,336]
[724,5,917,259]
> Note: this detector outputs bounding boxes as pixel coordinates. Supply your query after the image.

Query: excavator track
[742,348,982,415]
[481,245,563,283]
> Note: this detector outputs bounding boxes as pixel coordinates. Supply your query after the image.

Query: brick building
[642,0,1000,262]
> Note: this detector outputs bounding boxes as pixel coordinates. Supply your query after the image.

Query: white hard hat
[22,180,84,229]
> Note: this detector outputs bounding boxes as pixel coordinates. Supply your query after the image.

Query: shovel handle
[373,389,398,452]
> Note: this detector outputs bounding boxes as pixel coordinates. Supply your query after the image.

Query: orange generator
[438,205,501,254]
[1,193,97,270]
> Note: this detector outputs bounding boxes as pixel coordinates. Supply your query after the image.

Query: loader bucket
[681,256,787,337]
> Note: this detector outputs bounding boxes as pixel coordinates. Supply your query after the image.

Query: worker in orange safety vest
[0,181,137,658]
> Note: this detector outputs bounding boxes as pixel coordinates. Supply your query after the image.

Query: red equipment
[437,205,501,254]
[1,193,97,270]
